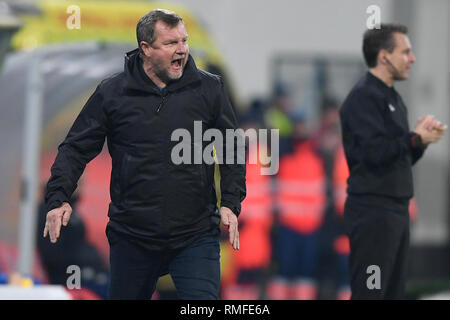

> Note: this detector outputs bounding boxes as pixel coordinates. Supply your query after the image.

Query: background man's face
[146,21,189,84]
[387,32,416,80]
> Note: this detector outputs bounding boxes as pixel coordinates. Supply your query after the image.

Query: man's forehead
[393,32,412,50]
[155,20,187,38]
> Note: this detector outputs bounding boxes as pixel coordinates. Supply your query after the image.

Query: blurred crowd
[220,84,352,300]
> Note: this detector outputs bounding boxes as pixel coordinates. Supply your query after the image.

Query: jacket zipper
[155,92,168,114]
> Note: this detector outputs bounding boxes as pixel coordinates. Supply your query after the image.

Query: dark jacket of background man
[340,71,425,202]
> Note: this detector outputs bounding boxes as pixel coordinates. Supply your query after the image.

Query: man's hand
[43,202,72,243]
[220,206,239,250]
[415,115,447,145]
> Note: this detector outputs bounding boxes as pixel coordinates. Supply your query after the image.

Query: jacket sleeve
[410,134,427,165]
[213,77,246,216]
[45,85,108,212]
[341,89,417,169]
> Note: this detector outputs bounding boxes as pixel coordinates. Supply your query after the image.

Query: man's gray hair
[136,9,183,57]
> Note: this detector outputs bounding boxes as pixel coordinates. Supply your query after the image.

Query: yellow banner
[12,0,222,68]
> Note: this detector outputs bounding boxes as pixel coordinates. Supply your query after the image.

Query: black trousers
[107,227,221,300]
[344,196,410,300]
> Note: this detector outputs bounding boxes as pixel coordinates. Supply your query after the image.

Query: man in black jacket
[43,9,246,299]
[340,24,446,299]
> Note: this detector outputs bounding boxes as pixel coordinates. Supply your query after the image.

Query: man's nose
[176,41,188,54]
[409,52,416,63]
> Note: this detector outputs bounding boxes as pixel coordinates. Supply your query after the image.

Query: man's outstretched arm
[44,85,108,243]
[213,77,246,250]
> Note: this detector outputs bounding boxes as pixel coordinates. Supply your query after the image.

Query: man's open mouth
[171,58,183,69]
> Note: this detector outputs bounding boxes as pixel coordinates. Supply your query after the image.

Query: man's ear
[140,41,151,57]
[378,49,389,65]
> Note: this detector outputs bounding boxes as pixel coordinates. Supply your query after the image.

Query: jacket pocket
[119,154,162,205]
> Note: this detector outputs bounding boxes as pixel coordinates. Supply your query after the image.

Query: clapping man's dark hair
[363,23,408,68]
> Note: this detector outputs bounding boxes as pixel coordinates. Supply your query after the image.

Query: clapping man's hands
[220,207,239,250]
[415,115,447,145]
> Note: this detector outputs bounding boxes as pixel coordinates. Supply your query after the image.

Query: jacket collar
[124,48,201,94]
[366,71,396,95]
